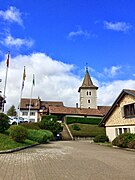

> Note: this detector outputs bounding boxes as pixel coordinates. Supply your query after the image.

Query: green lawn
[0,133,37,151]
[68,123,106,137]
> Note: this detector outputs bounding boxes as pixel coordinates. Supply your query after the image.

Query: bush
[27,129,53,143]
[9,125,28,142]
[20,122,40,130]
[0,113,10,133]
[94,135,109,143]
[66,117,101,125]
[128,140,135,149]
[112,133,135,148]
[40,118,63,136]
[71,124,81,131]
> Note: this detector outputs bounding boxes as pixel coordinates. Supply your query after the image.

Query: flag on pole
[23,66,26,80]
[33,74,35,86]
[6,51,10,67]
[22,66,26,90]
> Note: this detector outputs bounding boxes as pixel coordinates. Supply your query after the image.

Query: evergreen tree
[7,105,17,116]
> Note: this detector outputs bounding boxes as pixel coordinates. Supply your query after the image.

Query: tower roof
[78,68,98,92]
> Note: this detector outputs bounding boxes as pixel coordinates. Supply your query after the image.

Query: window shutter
[121,107,125,118]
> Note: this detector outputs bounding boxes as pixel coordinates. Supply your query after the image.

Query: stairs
[61,123,73,140]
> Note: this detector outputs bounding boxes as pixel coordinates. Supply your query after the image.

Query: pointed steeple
[78,67,98,92]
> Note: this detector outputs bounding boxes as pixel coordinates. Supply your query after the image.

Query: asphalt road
[0,141,135,180]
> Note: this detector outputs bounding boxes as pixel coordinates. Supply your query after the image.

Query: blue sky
[0,0,135,110]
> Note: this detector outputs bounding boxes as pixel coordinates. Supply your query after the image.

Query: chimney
[76,103,78,108]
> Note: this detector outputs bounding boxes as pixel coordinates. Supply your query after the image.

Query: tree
[7,105,17,116]
[39,115,63,136]
[0,113,10,132]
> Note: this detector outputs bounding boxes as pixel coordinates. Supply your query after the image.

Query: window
[86,91,91,96]
[22,112,28,116]
[119,128,122,135]
[115,128,130,137]
[30,112,35,116]
[124,103,135,117]
[123,128,130,133]
[88,99,90,103]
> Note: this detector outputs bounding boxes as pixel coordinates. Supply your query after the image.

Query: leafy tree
[39,115,63,136]
[7,105,17,116]
[0,113,10,133]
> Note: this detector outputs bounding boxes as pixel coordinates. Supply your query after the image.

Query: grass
[0,133,37,151]
[68,123,106,137]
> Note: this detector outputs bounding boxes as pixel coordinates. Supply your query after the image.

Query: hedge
[9,125,28,142]
[27,129,54,143]
[66,117,102,125]
[112,133,135,148]
[20,122,40,130]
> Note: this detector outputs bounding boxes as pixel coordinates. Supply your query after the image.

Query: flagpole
[2,52,10,112]
[28,74,35,122]
[18,66,26,124]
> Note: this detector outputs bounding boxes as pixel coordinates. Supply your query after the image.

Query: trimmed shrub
[112,133,135,148]
[71,124,81,131]
[0,113,10,133]
[128,140,135,149]
[27,129,53,143]
[39,118,63,136]
[9,125,28,142]
[20,122,40,130]
[94,135,109,143]
[66,117,101,125]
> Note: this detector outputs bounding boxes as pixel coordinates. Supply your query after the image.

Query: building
[20,97,63,122]
[78,67,98,109]
[19,68,110,122]
[99,89,135,142]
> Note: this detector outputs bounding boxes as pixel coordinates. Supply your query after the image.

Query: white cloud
[68,29,90,38]
[0,53,81,112]
[104,21,131,32]
[0,6,23,26]
[104,66,121,77]
[98,80,135,106]
[1,53,135,113]
[68,27,97,39]
[1,34,34,48]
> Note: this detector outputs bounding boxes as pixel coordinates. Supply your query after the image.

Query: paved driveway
[0,141,135,180]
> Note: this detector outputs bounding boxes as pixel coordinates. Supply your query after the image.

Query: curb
[112,145,135,152]
[94,143,135,152]
[0,143,39,154]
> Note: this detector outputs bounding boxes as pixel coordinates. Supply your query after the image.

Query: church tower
[78,67,98,109]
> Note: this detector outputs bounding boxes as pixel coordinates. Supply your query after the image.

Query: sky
[0,0,135,111]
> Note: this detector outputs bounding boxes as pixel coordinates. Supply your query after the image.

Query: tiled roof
[78,69,98,92]
[98,106,111,116]
[20,98,64,110]
[41,101,63,106]
[20,98,40,110]
[49,106,103,116]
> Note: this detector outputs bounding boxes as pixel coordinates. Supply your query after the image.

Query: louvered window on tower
[88,99,90,103]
